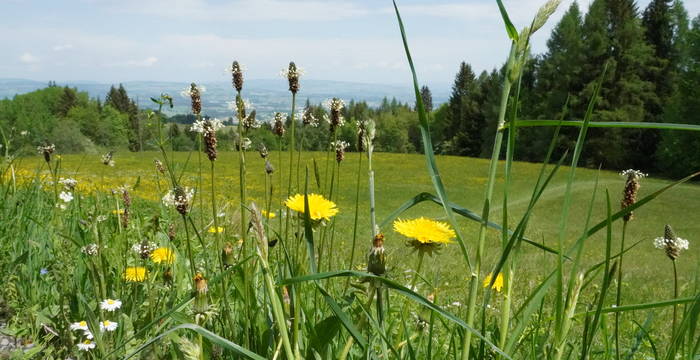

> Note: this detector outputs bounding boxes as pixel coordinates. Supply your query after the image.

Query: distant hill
[0,78,449,119]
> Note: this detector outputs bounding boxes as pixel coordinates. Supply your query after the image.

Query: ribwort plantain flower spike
[228,61,244,92]
[273,112,287,137]
[620,169,647,222]
[654,225,689,260]
[281,61,304,94]
[323,98,345,133]
[37,143,55,163]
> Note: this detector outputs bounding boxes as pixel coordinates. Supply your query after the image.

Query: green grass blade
[514,119,700,132]
[123,323,266,360]
[282,270,513,359]
[392,0,472,270]
[495,0,519,40]
[574,296,697,317]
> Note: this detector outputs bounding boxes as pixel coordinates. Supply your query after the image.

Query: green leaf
[123,323,265,360]
[392,0,473,271]
[495,0,519,40]
[514,119,700,132]
[282,270,512,359]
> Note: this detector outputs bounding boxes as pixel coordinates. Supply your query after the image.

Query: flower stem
[615,220,628,360]
[672,259,678,339]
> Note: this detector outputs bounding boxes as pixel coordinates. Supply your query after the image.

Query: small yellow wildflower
[393,217,455,244]
[123,267,147,282]
[150,247,175,264]
[261,210,276,219]
[208,226,224,234]
[112,209,125,215]
[483,273,504,292]
[284,193,338,221]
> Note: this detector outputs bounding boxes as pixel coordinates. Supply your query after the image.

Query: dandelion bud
[163,267,173,285]
[273,112,286,137]
[37,143,56,163]
[193,273,209,314]
[154,159,166,174]
[167,224,176,241]
[222,242,235,269]
[367,233,386,276]
[258,144,269,159]
[230,61,244,92]
[620,169,646,222]
[265,159,274,174]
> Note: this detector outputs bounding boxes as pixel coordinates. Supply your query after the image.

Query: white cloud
[104,56,159,67]
[19,52,39,64]
[52,44,74,51]
[112,0,370,21]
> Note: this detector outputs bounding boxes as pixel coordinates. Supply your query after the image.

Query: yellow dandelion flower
[261,210,276,219]
[207,226,224,234]
[112,209,125,215]
[483,273,504,292]
[284,193,338,221]
[123,267,147,282]
[150,247,175,264]
[393,217,455,244]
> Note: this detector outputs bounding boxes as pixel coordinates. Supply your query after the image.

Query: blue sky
[2,0,698,87]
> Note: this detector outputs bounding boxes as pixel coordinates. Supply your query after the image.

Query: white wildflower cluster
[162,187,195,208]
[620,169,647,179]
[20,130,29,136]
[57,190,74,210]
[81,243,99,256]
[654,237,689,251]
[330,140,349,151]
[58,178,78,191]
[279,65,305,79]
[180,84,206,98]
[190,118,225,135]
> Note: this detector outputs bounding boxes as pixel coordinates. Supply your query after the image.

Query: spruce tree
[445,62,483,156]
[419,85,433,112]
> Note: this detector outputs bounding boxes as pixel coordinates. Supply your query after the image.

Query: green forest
[1,0,699,177]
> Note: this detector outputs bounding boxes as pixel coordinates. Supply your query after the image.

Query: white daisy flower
[77,339,96,351]
[99,320,118,332]
[70,321,89,331]
[84,329,94,340]
[100,299,122,312]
